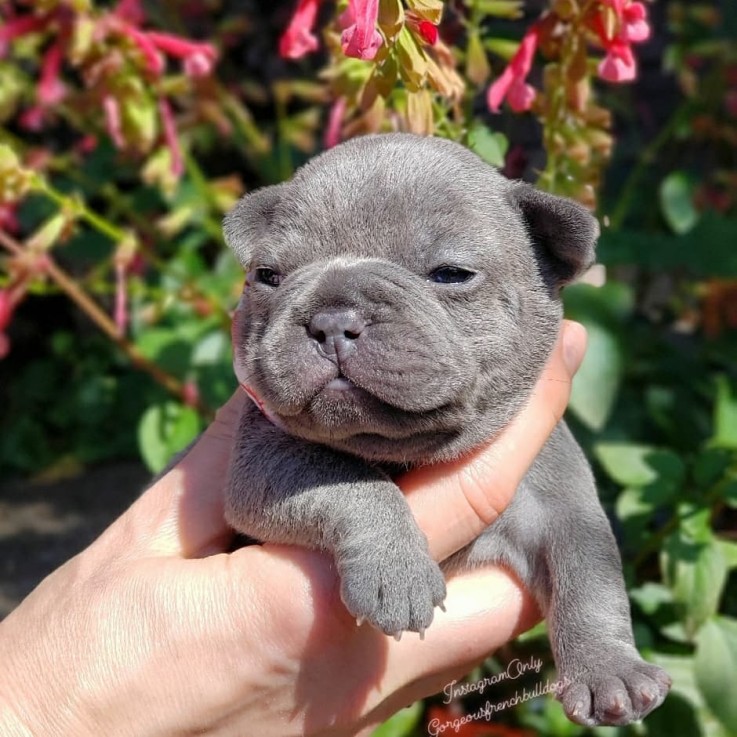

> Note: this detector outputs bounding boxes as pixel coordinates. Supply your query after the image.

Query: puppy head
[224,134,597,464]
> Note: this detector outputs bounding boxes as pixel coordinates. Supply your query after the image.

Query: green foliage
[370,703,424,737]
[467,123,509,168]
[659,172,699,235]
[1,1,737,736]
[138,402,202,472]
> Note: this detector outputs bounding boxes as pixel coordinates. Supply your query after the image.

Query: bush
[1,0,736,734]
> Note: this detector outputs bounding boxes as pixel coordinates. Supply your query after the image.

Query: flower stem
[0,228,212,417]
[31,174,128,244]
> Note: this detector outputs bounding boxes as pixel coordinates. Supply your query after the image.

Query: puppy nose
[308,309,365,360]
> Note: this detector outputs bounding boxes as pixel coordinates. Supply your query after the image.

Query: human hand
[0,320,587,737]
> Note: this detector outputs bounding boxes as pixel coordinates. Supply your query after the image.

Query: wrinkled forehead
[266,157,516,267]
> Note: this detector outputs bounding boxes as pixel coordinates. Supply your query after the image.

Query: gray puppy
[222,133,671,727]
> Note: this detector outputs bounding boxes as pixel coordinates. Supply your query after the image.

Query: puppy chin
[305,383,390,436]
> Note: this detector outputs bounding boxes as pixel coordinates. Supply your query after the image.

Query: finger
[98,390,248,559]
[400,320,587,562]
[360,567,541,730]
[224,545,539,735]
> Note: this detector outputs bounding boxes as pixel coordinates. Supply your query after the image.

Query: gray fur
[223,133,670,726]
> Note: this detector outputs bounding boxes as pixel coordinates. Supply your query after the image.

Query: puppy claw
[355,617,365,627]
[418,627,426,640]
[570,701,585,720]
[438,602,446,613]
[394,632,403,642]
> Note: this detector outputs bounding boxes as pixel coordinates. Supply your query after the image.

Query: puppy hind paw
[558,657,671,727]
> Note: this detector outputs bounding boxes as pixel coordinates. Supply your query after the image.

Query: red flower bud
[417,21,438,46]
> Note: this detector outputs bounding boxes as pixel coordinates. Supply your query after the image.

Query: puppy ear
[509,183,599,289]
[223,184,286,266]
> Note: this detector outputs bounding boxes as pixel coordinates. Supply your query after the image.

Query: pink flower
[0,14,46,57]
[621,2,650,42]
[279,0,321,59]
[183,51,214,78]
[487,26,539,113]
[38,41,66,105]
[122,26,165,75]
[158,97,184,177]
[0,288,13,358]
[594,0,650,83]
[113,0,145,26]
[324,97,347,149]
[0,290,13,333]
[145,32,217,77]
[0,204,20,233]
[341,0,383,61]
[75,134,99,155]
[182,380,200,408]
[19,106,46,131]
[103,94,125,148]
[114,261,128,334]
[598,41,636,82]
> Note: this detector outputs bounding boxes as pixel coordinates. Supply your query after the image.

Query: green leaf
[713,375,737,449]
[596,443,683,489]
[643,691,704,737]
[484,38,521,61]
[650,652,732,736]
[693,448,732,487]
[630,582,674,616]
[192,330,230,367]
[568,321,622,431]
[371,702,423,737]
[661,531,728,638]
[695,617,737,734]
[520,695,584,737]
[594,443,658,486]
[723,481,737,510]
[137,402,201,472]
[659,171,699,235]
[719,540,737,570]
[597,212,737,277]
[467,124,508,168]
[616,486,652,521]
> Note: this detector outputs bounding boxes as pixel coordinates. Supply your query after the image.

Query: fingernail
[562,321,587,375]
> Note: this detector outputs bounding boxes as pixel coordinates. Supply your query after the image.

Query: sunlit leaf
[695,617,737,734]
[659,171,699,235]
[468,123,508,168]
[568,321,622,431]
[371,702,423,737]
[662,530,728,638]
[137,401,201,472]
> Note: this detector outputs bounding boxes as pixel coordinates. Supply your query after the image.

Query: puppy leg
[225,402,446,636]
[538,425,671,726]
[450,422,670,726]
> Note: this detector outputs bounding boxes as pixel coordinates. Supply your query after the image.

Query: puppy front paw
[558,651,671,726]
[337,541,446,637]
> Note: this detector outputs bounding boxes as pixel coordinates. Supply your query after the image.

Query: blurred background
[0,0,736,734]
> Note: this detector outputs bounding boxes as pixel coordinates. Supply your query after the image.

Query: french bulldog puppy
[222,133,671,727]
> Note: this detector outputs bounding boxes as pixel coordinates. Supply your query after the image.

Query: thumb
[99,390,248,560]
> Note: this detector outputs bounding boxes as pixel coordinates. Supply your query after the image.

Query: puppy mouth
[315,373,373,405]
[323,376,356,392]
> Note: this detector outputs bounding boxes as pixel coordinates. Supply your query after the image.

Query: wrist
[0,602,96,737]
[0,700,33,737]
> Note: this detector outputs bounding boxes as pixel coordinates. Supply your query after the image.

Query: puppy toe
[559,683,594,726]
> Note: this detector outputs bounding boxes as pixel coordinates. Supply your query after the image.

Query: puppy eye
[255,267,283,287]
[429,266,476,284]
